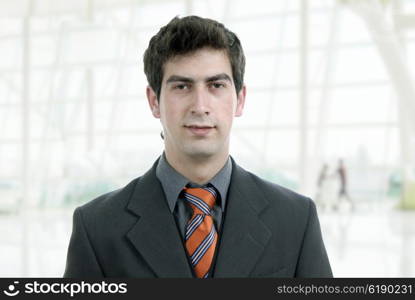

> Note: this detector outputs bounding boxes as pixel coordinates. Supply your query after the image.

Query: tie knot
[183,186,217,215]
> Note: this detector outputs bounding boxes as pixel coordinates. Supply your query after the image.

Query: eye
[173,83,190,90]
[210,82,226,89]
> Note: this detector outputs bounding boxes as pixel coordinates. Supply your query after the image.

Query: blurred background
[0,0,415,277]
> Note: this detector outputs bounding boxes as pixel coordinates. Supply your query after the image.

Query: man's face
[147,47,246,161]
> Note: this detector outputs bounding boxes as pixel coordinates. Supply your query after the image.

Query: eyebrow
[206,73,232,83]
[165,73,233,84]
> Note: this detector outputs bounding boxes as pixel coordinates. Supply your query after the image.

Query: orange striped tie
[183,186,218,278]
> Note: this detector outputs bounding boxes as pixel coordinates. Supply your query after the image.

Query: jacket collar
[125,157,271,277]
[213,157,271,277]
[126,158,193,277]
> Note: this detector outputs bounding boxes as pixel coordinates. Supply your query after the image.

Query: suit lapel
[125,160,193,278]
[214,159,272,277]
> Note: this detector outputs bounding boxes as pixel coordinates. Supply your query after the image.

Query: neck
[165,150,228,185]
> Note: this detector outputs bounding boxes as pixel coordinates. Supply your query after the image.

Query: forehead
[162,48,232,81]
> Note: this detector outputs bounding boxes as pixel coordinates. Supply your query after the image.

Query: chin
[183,145,219,159]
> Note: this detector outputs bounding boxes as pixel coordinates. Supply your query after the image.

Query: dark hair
[143,15,245,99]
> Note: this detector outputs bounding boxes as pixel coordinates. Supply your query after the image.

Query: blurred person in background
[315,163,328,209]
[334,159,354,211]
[64,15,332,278]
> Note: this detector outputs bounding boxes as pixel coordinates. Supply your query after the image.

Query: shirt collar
[156,152,232,213]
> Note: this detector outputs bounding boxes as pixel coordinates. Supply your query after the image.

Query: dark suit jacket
[64,158,332,278]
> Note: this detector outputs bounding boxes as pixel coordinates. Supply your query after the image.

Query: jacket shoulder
[76,176,141,220]
[244,169,313,213]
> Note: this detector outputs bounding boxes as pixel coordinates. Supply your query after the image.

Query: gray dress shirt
[155,153,232,241]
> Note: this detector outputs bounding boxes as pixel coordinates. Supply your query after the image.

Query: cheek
[161,104,182,128]
[218,105,236,128]
[223,99,238,117]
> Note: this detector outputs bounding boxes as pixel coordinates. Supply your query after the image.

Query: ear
[146,86,160,118]
[235,85,246,117]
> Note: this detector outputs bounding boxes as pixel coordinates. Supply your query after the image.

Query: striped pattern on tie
[183,186,218,278]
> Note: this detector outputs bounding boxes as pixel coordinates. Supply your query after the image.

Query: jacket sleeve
[295,199,333,277]
[63,207,104,277]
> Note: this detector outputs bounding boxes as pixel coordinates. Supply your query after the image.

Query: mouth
[184,125,215,136]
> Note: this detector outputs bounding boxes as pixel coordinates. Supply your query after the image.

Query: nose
[191,86,210,115]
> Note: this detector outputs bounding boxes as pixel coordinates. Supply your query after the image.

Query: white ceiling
[0,0,172,17]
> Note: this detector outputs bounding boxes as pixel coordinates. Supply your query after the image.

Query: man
[64,16,332,278]
[335,158,354,211]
